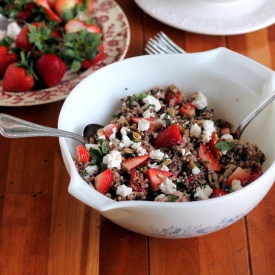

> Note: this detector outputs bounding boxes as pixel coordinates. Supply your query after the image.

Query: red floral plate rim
[0,0,130,106]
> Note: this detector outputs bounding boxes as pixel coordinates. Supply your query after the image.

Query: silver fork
[145,31,186,55]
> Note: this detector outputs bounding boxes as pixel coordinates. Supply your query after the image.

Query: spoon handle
[235,91,275,139]
[0,113,84,145]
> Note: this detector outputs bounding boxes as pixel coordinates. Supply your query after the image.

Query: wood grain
[1,1,275,275]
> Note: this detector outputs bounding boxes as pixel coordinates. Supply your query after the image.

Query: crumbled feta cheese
[85,165,99,176]
[122,135,134,147]
[138,118,150,131]
[221,134,234,140]
[154,194,166,201]
[157,113,170,126]
[143,95,161,111]
[181,149,186,156]
[6,22,21,40]
[192,91,207,110]
[192,166,200,175]
[116,185,133,197]
[190,123,201,138]
[194,185,213,200]
[131,142,147,156]
[109,127,119,143]
[159,178,177,194]
[143,109,155,118]
[231,179,243,192]
[150,149,164,160]
[103,150,122,169]
[202,120,215,143]
[160,164,169,171]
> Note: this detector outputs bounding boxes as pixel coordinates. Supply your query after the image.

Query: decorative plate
[0,0,130,106]
[134,0,275,35]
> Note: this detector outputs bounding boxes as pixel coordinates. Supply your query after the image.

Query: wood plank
[245,185,275,275]
[47,157,100,275]
[149,237,200,275]
[0,193,52,275]
[199,219,249,275]
[100,218,148,275]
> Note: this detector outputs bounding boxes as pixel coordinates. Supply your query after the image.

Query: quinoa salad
[74,84,266,202]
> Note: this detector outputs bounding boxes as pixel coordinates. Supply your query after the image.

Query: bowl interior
[59,48,275,198]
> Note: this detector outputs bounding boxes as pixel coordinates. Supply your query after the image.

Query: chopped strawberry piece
[212,187,229,197]
[146,168,176,191]
[94,169,113,194]
[153,124,182,148]
[76,145,91,162]
[220,127,231,135]
[164,89,183,106]
[207,132,221,160]
[180,103,196,119]
[129,169,148,192]
[102,123,120,139]
[225,167,252,186]
[121,154,150,171]
[198,143,221,172]
[249,167,263,182]
[131,117,162,132]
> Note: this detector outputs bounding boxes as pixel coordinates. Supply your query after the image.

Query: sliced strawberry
[35,0,61,22]
[146,168,176,192]
[153,124,182,148]
[199,143,221,172]
[102,123,120,139]
[131,117,162,132]
[94,169,113,195]
[220,127,230,135]
[207,132,221,160]
[121,154,150,171]
[212,187,229,197]
[164,89,183,106]
[65,19,101,34]
[225,167,252,186]
[129,169,148,192]
[76,145,91,162]
[249,167,263,182]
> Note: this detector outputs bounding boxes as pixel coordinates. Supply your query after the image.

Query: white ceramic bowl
[58,48,275,238]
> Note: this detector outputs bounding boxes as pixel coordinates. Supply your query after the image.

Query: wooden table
[1,1,275,274]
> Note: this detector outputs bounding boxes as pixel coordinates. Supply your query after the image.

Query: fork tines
[145,31,185,55]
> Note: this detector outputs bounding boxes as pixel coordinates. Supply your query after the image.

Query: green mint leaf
[215,141,235,151]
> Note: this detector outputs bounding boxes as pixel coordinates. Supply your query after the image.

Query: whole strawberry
[0,45,18,77]
[34,53,66,87]
[2,63,35,92]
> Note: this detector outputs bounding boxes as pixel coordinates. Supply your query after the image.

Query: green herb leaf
[100,139,108,155]
[89,147,103,164]
[165,194,179,202]
[215,141,235,151]
[137,93,147,99]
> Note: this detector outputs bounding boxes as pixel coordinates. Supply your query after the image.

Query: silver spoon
[0,113,102,146]
[0,91,275,143]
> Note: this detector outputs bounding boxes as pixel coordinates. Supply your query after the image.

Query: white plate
[134,0,275,35]
[0,0,130,106]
